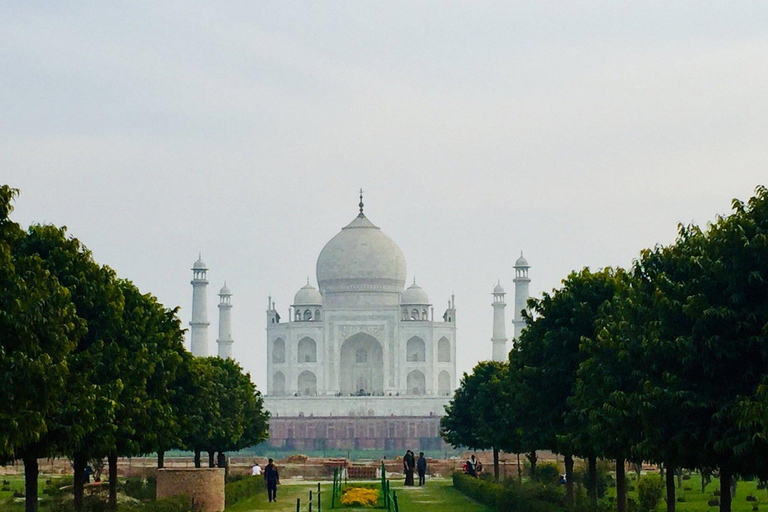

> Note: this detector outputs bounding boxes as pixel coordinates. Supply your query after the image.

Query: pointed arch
[407,370,426,395]
[437,337,451,362]
[273,371,286,396]
[297,337,317,363]
[298,370,317,396]
[272,338,285,363]
[438,371,451,396]
[406,336,426,362]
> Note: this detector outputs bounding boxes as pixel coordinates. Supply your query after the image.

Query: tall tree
[0,186,85,512]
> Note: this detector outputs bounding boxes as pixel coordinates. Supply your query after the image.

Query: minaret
[491,281,508,362]
[190,254,210,357]
[513,252,531,343]
[217,282,233,359]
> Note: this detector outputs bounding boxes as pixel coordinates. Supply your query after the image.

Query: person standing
[417,452,427,486]
[404,450,415,486]
[264,458,280,502]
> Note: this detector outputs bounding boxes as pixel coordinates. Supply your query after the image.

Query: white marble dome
[316,214,407,295]
[401,280,429,305]
[294,282,322,305]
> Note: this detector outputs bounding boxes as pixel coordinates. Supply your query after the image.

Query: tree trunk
[208,450,215,468]
[517,453,522,482]
[157,451,165,469]
[73,452,87,512]
[666,462,676,512]
[527,451,537,480]
[194,449,201,468]
[108,452,118,511]
[616,457,627,512]
[493,448,500,482]
[588,455,598,505]
[565,453,575,506]
[23,454,39,512]
[676,468,682,489]
[720,468,732,512]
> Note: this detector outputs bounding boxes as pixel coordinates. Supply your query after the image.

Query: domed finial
[358,188,364,217]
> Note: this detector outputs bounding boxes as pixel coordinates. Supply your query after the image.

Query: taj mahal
[187,193,531,449]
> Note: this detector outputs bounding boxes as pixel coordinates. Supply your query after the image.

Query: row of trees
[0,185,270,512]
[442,185,768,512]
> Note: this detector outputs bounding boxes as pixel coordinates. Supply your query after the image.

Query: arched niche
[407,369,426,395]
[437,337,451,362]
[303,309,312,321]
[340,332,384,395]
[438,371,451,396]
[272,338,285,363]
[273,371,286,396]
[298,337,317,363]
[298,370,317,396]
[406,336,426,362]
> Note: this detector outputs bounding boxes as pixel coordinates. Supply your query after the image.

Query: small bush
[453,472,564,512]
[637,477,664,512]
[122,477,156,502]
[753,505,759,512]
[708,498,720,507]
[225,475,266,507]
[535,463,560,485]
[683,475,691,480]
[122,495,194,512]
[748,495,758,502]
[677,497,686,503]
[715,490,721,497]
[684,486,692,491]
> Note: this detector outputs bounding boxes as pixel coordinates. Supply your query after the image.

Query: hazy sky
[3,2,767,389]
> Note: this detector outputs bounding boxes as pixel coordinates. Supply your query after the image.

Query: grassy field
[607,473,767,512]
[226,478,493,512]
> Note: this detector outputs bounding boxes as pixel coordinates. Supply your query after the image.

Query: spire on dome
[358,188,364,217]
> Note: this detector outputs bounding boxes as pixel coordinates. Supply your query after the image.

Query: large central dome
[316,213,407,298]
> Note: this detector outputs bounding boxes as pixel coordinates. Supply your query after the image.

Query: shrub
[683,474,691,480]
[453,472,564,512]
[122,477,156,502]
[753,505,759,512]
[708,498,720,507]
[677,497,686,503]
[684,486,692,491]
[637,476,664,512]
[225,475,266,507]
[748,495,758,502]
[340,487,379,507]
[122,495,194,512]
[715,490,721,496]
[535,463,560,485]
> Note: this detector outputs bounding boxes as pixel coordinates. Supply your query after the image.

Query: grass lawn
[607,473,767,512]
[226,478,493,512]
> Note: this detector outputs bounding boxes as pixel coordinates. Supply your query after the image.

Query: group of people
[402,450,428,486]
[463,454,483,477]
[252,459,280,502]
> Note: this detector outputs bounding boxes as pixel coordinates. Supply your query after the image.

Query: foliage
[535,463,561,485]
[225,475,266,507]
[120,495,194,512]
[637,476,664,512]
[340,487,379,507]
[452,472,564,512]
[121,477,157,502]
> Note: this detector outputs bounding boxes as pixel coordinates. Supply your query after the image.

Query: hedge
[225,475,267,506]
[452,472,565,512]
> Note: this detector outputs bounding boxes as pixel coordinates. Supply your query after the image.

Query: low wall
[156,468,225,512]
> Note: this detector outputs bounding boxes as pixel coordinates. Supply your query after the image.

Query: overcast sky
[3,2,767,390]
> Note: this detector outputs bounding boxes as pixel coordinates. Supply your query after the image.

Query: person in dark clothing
[264,458,280,502]
[466,455,478,477]
[403,450,416,486]
[417,452,427,486]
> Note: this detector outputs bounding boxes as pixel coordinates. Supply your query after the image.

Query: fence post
[296,498,301,512]
[309,490,313,512]
[393,490,399,512]
[318,482,322,512]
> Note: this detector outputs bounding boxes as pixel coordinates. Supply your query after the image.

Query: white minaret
[217,282,233,359]
[190,254,210,357]
[491,281,508,362]
[513,252,531,343]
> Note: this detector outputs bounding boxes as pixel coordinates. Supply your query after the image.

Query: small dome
[401,280,430,305]
[192,254,207,270]
[294,282,323,306]
[515,252,529,268]
[219,283,231,295]
[493,282,505,294]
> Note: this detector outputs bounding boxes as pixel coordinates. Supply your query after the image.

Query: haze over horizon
[3,2,767,389]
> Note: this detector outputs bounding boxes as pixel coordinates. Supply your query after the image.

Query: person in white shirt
[252,462,262,476]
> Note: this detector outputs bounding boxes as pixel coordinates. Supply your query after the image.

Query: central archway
[340,332,384,395]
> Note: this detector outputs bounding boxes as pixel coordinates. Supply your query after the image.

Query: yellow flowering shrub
[340,487,379,507]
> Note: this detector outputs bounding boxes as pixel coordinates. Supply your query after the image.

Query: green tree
[441,361,517,481]
[515,267,621,505]
[0,186,85,512]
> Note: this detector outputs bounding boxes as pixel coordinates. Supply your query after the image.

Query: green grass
[225,478,493,512]
[607,473,766,512]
